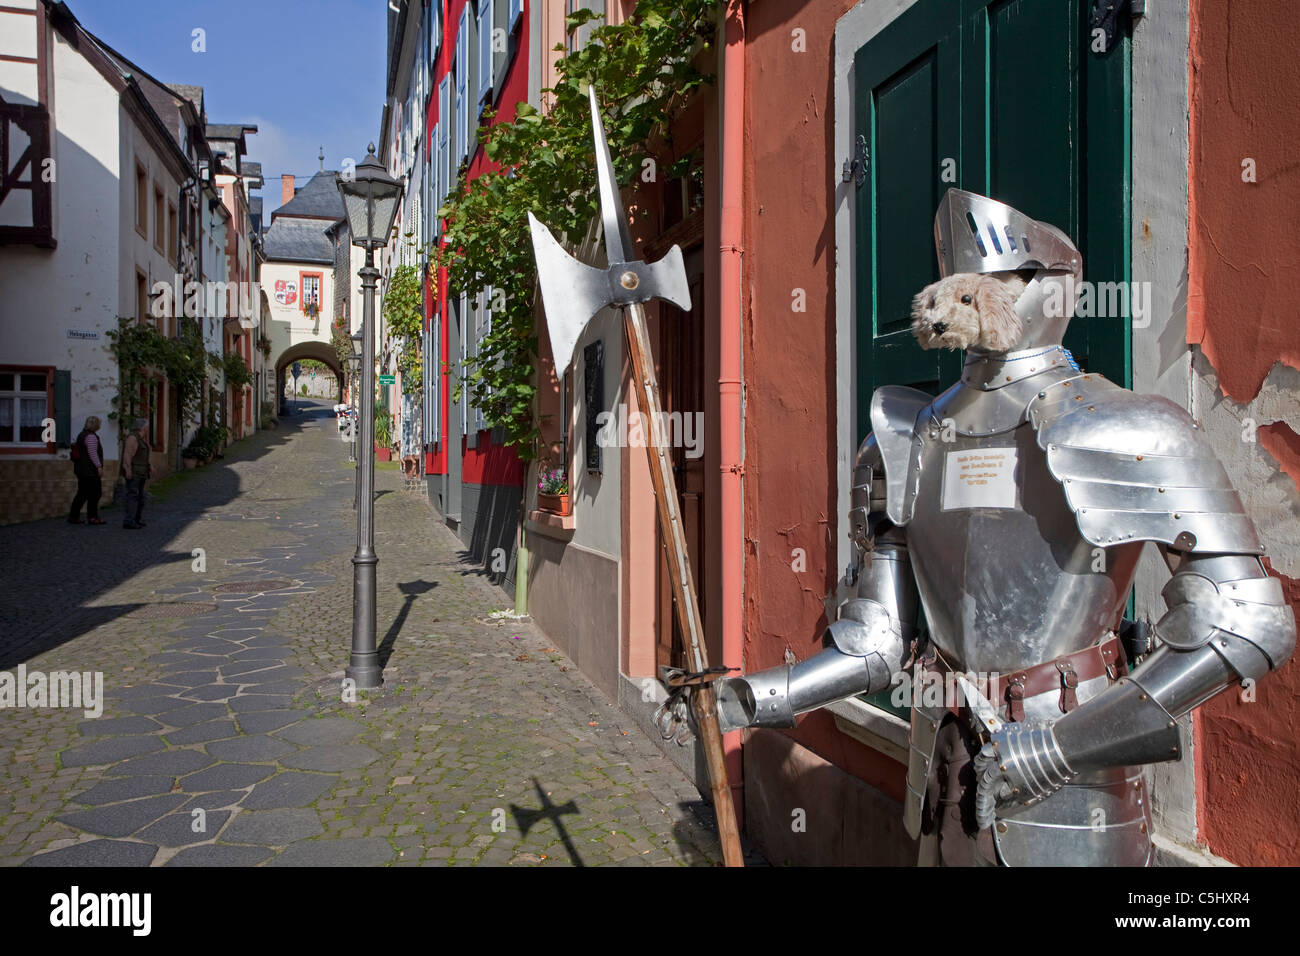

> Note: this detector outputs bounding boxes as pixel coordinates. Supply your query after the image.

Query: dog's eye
[960,294,973,305]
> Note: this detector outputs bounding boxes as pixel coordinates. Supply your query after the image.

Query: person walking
[67,415,106,525]
[121,417,152,529]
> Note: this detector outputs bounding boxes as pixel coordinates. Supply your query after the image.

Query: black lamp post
[337,144,402,690]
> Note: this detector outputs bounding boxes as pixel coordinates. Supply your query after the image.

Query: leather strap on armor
[986,635,1126,720]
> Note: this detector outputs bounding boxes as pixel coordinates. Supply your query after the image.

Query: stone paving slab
[0,402,753,867]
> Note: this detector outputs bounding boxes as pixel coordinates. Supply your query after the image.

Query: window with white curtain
[1,370,49,444]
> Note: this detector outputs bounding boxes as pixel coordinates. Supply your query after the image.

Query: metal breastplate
[903,373,1141,675]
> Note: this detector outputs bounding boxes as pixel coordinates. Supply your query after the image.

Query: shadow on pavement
[0,400,338,667]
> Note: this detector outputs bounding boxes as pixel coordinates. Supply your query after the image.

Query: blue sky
[71,0,387,216]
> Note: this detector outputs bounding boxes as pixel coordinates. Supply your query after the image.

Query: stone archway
[275,341,344,413]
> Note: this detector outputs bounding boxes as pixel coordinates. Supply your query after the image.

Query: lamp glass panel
[371,185,402,243]
[341,189,374,244]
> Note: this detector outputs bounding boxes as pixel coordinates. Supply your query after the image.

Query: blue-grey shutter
[477,0,493,110]
[437,75,451,207]
[456,6,470,164]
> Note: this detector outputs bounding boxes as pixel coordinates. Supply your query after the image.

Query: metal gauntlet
[981,552,1296,822]
[716,442,918,733]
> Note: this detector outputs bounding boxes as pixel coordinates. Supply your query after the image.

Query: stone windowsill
[527,509,575,540]
[825,696,910,765]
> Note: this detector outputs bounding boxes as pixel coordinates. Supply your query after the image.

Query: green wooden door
[855,0,1131,445]
[852,0,1131,714]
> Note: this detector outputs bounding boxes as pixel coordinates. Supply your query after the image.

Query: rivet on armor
[1088,406,1096,412]
[1138,693,1147,701]
[1005,376,1011,382]
[996,822,1008,833]
[1140,822,1147,833]
[620,271,639,290]
[1173,513,1180,519]
[1168,721,1176,728]
[1084,375,1091,381]
[1136,455,1143,461]
[769,688,776,695]
[1158,487,1165,493]
[1038,391,1046,399]
[1133,781,1141,790]
[1074,395,1083,401]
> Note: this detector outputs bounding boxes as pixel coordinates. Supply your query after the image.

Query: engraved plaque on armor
[941,448,1018,510]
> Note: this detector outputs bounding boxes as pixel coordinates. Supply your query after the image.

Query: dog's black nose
[931,321,948,335]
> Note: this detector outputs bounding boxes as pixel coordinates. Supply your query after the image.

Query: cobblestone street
[0,402,735,866]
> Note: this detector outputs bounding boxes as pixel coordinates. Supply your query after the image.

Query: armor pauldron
[867,386,931,526]
[1029,376,1263,554]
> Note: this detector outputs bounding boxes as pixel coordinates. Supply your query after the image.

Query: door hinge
[842,134,868,187]
[1090,0,1144,51]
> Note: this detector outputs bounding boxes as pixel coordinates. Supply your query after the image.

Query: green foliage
[183,422,227,460]
[374,403,394,448]
[106,316,213,434]
[384,264,424,394]
[435,0,718,456]
[331,323,353,370]
[223,351,253,389]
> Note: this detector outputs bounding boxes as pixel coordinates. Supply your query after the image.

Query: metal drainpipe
[718,0,746,824]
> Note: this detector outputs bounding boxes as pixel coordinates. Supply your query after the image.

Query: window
[300,272,322,315]
[153,184,165,252]
[137,271,149,326]
[140,379,164,451]
[167,202,178,264]
[135,163,148,235]
[567,1,604,53]
[477,0,494,110]
[0,369,51,445]
[508,0,523,34]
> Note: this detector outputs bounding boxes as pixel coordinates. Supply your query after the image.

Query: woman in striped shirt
[68,415,105,525]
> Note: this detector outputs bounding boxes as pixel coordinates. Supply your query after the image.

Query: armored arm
[978,385,1296,822]
[715,435,918,732]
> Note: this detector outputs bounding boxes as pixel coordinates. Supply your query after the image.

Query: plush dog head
[910,272,1027,353]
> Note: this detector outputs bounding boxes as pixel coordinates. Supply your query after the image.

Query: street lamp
[337,143,402,690]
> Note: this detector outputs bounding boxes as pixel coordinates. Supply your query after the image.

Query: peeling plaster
[1191,351,1300,576]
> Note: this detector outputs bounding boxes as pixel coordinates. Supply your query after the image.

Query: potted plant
[374,405,394,461]
[537,465,570,516]
[182,442,202,469]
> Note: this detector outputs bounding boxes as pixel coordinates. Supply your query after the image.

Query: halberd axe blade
[526,85,691,375]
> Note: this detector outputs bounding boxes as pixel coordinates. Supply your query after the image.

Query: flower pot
[375,443,392,462]
[183,457,198,470]
[538,492,570,516]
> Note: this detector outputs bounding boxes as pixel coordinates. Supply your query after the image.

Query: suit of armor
[715,189,1295,865]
